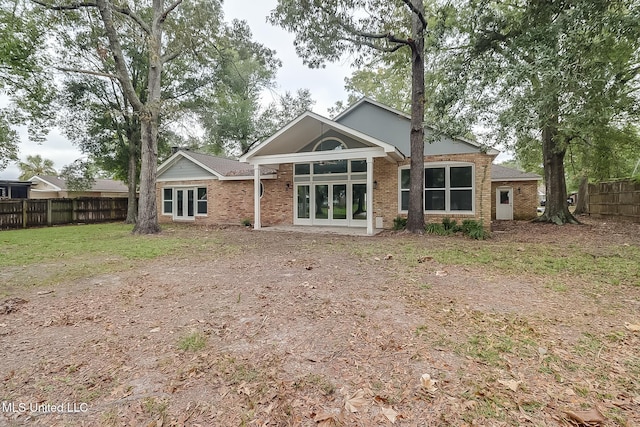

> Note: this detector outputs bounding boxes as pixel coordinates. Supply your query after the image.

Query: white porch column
[366,157,374,235]
[253,164,261,230]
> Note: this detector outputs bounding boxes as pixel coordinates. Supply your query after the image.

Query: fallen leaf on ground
[381,406,398,423]
[435,271,448,277]
[564,407,606,426]
[384,254,393,260]
[624,322,640,332]
[497,379,521,392]
[417,256,432,263]
[345,389,368,413]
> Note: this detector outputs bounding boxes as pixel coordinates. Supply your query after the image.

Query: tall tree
[18,154,56,179]
[1,0,55,171]
[32,0,234,233]
[196,20,281,156]
[270,0,429,233]
[425,0,640,224]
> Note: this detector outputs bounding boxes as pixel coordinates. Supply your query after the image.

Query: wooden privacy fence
[588,179,640,223]
[0,198,128,229]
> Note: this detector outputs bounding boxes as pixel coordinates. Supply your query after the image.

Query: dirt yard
[1,218,639,426]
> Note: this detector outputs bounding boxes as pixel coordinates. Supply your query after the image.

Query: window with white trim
[162,187,208,216]
[197,187,207,214]
[399,163,474,213]
[162,188,173,214]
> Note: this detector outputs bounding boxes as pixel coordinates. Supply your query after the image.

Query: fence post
[72,199,78,223]
[22,199,28,229]
[47,199,52,226]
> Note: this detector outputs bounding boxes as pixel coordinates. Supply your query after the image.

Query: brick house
[491,164,542,220]
[157,98,500,234]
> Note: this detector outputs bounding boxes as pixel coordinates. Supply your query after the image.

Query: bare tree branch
[400,0,427,29]
[112,4,151,35]
[160,0,182,24]
[30,0,97,10]
[56,66,118,80]
[161,50,181,64]
[95,0,144,112]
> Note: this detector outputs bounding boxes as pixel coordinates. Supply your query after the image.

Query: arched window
[313,138,346,152]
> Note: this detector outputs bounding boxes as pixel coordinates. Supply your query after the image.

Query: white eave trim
[30,176,62,191]
[157,151,225,180]
[219,174,277,181]
[491,177,541,182]
[246,147,396,166]
[334,97,411,121]
[157,174,277,182]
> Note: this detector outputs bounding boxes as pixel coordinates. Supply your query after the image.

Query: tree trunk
[535,123,579,224]
[406,0,426,234]
[132,1,163,234]
[134,113,160,233]
[573,175,588,215]
[125,135,138,224]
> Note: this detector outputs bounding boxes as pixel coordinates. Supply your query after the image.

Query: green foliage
[59,159,96,192]
[425,218,489,240]
[393,216,407,230]
[241,218,252,227]
[424,0,640,220]
[425,222,449,235]
[0,0,56,163]
[18,154,56,180]
[460,219,489,240]
[441,217,458,231]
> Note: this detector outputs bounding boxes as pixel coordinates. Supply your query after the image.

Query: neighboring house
[0,180,32,199]
[158,98,500,234]
[29,175,129,199]
[491,164,542,220]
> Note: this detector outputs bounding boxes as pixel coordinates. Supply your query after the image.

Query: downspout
[480,163,488,226]
[253,165,261,229]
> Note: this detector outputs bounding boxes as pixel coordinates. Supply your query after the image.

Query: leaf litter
[1,217,639,426]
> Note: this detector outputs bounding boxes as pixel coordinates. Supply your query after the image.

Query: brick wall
[261,164,293,226]
[491,181,539,220]
[373,153,495,229]
[158,154,496,230]
[157,179,255,226]
[157,170,293,227]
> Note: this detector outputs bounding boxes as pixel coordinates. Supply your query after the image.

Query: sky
[0,1,353,180]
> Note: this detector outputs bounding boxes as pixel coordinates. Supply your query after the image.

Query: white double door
[296,182,367,226]
[174,188,195,220]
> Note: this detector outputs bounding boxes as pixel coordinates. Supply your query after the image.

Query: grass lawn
[0,223,227,292]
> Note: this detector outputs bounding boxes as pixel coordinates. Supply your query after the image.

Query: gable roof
[335,97,500,157]
[240,110,405,163]
[32,175,128,192]
[158,150,276,180]
[491,164,541,181]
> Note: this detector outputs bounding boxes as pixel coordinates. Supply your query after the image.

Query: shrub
[393,216,408,230]
[425,222,449,235]
[424,218,489,240]
[460,219,490,240]
[441,217,459,231]
[241,218,252,227]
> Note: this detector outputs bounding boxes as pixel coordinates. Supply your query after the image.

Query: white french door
[174,188,195,221]
[295,182,366,227]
